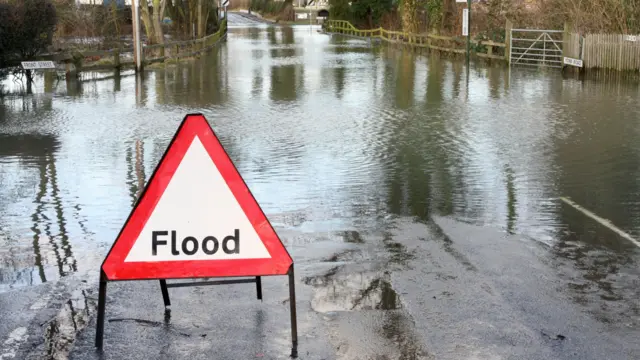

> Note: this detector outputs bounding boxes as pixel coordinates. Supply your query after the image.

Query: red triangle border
[101,114,293,281]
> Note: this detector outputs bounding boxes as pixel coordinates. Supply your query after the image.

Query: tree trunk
[140,1,154,43]
[189,0,197,38]
[139,0,166,44]
[153,0,166,44]
[197,0,204,38]
[402,0,419,34]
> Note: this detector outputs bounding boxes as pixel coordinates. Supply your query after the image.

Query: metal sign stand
[95,265,298,357]
[94,114,298,358]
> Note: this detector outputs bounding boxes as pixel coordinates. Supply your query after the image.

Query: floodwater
[1,15,640,358]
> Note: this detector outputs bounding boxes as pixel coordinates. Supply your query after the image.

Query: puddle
[43,288,95,360]
[340,231,365,244]
[0,327,28,360]
[303,268,401,313]
[383,232,415,266]
[380,311,434,360]
[324,249,359,262]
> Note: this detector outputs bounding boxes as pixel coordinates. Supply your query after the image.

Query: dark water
[1,22,640,293]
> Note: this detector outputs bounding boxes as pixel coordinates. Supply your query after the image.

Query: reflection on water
[0,24,639,313]
[0,134,76,290]
[303,268,400,312]
[44,288,95,359]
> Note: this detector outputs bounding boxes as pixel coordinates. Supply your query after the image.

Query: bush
[0,3,12,70]
[0,0,57,88]
[3,0,57,59]
[352,0,393,28]
[250,0,293,19]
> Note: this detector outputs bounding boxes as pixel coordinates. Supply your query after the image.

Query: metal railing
[509,29,564,68]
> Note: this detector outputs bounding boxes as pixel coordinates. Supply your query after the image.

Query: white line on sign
[0,327,28,360]
[559,197,640,249]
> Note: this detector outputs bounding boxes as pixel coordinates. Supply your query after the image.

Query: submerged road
[1,13,640,360]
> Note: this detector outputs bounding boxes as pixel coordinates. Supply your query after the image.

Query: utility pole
[132,0,142,72]
[465,0,471,67]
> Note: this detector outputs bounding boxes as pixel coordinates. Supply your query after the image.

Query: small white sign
[563,57,583,68]
[624,35,638,42]
[456,0,466,2]
[462,9,469,36]
[222,0,229,7]
[297,13,308,19]
[21,61,56,70]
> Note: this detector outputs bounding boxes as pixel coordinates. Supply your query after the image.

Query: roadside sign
[222,0,229,7]
[563,57,583,68]
[624,35,638,42]
[21,61,55,70]
[462,9,469,36]
[96,114,298,357]
[102,113,292,280]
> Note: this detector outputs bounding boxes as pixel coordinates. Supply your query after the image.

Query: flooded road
[1,13,640,359]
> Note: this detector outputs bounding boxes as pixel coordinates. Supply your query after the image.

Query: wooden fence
[581,34,640,71]
[323,20,506,61]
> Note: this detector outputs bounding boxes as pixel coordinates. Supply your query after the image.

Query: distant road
[227,12,273,25]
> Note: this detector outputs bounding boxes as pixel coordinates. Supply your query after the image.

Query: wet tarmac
[1,12,640,360]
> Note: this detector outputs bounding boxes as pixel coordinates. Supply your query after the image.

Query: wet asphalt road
[2,11,640,360]
[6,212,638,360]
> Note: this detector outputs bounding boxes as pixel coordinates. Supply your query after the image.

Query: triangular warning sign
[102,114,293,280]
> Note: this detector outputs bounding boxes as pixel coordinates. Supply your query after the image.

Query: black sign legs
[256,276,263,300]
[159,280,171,307]
[288,266,298,358]
[95,272,108,350]
[95,273,298,355]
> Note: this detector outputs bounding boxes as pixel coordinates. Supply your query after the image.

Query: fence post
[562,22,570,59]
[114,48,120,69]
[505,20,512,64]
[140,46,146,69]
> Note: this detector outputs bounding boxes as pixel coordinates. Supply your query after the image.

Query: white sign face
[124,136,271,262]
[222,0,229,7]
[462,9,469,36]
[21,61,56,70]
[624,35,638,42]
[297,13,308,19]
[563,57,583,68]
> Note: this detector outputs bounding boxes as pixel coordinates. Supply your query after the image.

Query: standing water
[1,17,640,359]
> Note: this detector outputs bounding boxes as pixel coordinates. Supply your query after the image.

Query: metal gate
[509,29,564,68]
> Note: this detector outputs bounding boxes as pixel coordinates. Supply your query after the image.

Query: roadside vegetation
[329,0,640,41]
[250,0,295,22]
[0,0,57,89]
[1,0,222,91]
